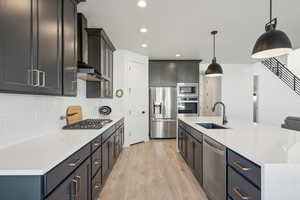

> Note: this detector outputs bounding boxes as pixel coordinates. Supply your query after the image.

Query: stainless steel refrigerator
[149,87,177,138]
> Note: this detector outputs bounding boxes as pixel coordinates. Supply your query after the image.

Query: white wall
[254,62,300,126]
[222,64,254,122]
[287,48,300,77]
[200,63,253,122]
[0,79,103,149]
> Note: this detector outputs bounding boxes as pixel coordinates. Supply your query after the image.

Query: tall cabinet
[86,29,115,98]
[0,0,78,96]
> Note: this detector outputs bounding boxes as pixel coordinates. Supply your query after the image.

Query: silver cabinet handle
[71,178,79,200]
[68,159,81,167]
[94,183,101,190]
[233,161,251,171]
[41,71,46,87]
[94,160,101,165]
[32,69,40,87]
[233,187,250,200]
[93,141,101,147]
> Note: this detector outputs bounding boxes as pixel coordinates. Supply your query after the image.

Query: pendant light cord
[213,33,216,59]
[270,0,272,22]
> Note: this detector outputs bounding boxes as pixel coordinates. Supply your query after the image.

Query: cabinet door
[37,0,62,95]
[0,0,35,93]
[160,62,177,86]
[46,158,91,200]
[178,127,183,153]
[109,135,115,169]
[182,130,187,160]
[62,0,77,96]
[186,133,194,169]
[176,62,199,83]
[102,139,110,184]
[194,140,203,185]
[149,62,161,86]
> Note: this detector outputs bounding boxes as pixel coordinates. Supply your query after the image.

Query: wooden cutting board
[66,106,83,125]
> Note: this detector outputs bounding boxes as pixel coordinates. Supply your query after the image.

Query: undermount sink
[196,123,228,129]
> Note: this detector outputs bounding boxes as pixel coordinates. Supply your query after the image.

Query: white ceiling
[78,0,300,63]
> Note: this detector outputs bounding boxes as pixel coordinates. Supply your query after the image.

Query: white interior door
[127,61,149,145]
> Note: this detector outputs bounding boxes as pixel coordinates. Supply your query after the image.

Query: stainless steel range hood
[77,63,110,82]
[77,13,105,82]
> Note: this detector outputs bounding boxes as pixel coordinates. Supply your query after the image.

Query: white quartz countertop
[0,116,123,176]
[179,116,300,166]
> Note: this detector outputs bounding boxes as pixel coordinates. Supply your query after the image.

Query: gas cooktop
[63,119,112,130]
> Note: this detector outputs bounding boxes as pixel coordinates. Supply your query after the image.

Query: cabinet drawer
[189,127,202,142]
[227,149,261,187]
[44,144,90,195]
[91,146,102,178]
[45,157,91,200]
[91,135,102,153]
[228,167,261,200]
[92,166,102,200]
[102,125,115,143]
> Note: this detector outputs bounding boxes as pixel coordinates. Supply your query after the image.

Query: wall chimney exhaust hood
[77,13,108,82]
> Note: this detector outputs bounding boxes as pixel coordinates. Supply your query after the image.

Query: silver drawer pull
[94,142,100,146]
[233,187,250,200]
[94,183,101,190]
[94,160,101,165]
[233,161,251,171]
[68,159,82,167]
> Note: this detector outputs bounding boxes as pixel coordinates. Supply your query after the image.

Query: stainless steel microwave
[177,83,199,97]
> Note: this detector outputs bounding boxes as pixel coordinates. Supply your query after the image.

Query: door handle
[142,111,146,114]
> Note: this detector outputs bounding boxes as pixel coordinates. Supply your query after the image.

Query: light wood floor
[100,140,208,200]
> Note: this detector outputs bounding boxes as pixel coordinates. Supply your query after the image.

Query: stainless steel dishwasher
[203,136,226,200]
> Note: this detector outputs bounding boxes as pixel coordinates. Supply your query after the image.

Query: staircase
[262,58,300,96]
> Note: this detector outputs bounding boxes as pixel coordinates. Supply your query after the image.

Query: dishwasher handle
[204,139,225,155]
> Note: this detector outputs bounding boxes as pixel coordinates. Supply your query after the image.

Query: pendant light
[205,31,223,77]
[252,0,292,59]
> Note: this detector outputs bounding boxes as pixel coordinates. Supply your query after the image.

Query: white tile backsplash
[0,79,104,149]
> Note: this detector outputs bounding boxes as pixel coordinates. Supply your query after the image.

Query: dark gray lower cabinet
[177,120,203,186]
[46,158,91,200]
[227,149,261,200]
[102,137,110,184]
[193,138,203,185]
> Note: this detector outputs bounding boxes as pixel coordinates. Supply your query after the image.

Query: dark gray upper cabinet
[86,29,115,98]
[176,61,199,83]
[149,61,177,86]
[0,0,67,95]
[160,62,177,86]
[0,0,36,93]
[63,0,77,96]
[149,60,200,87]
[36,0,62,95]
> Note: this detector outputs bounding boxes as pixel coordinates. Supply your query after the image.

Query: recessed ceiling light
[141,43,148,48]
[140,27,148,33]
[176,54,181,57]
[137,0,147,8]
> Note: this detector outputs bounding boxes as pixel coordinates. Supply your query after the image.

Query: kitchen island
[178,116,300,200]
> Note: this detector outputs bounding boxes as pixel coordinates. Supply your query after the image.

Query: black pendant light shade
[205,30,223,77]
[205,58,223,77]
[252,0,292,59]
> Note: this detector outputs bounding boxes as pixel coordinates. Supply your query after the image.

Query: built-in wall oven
[177,97,199,116]
[177,83,199,116]
[177,83,199,97]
